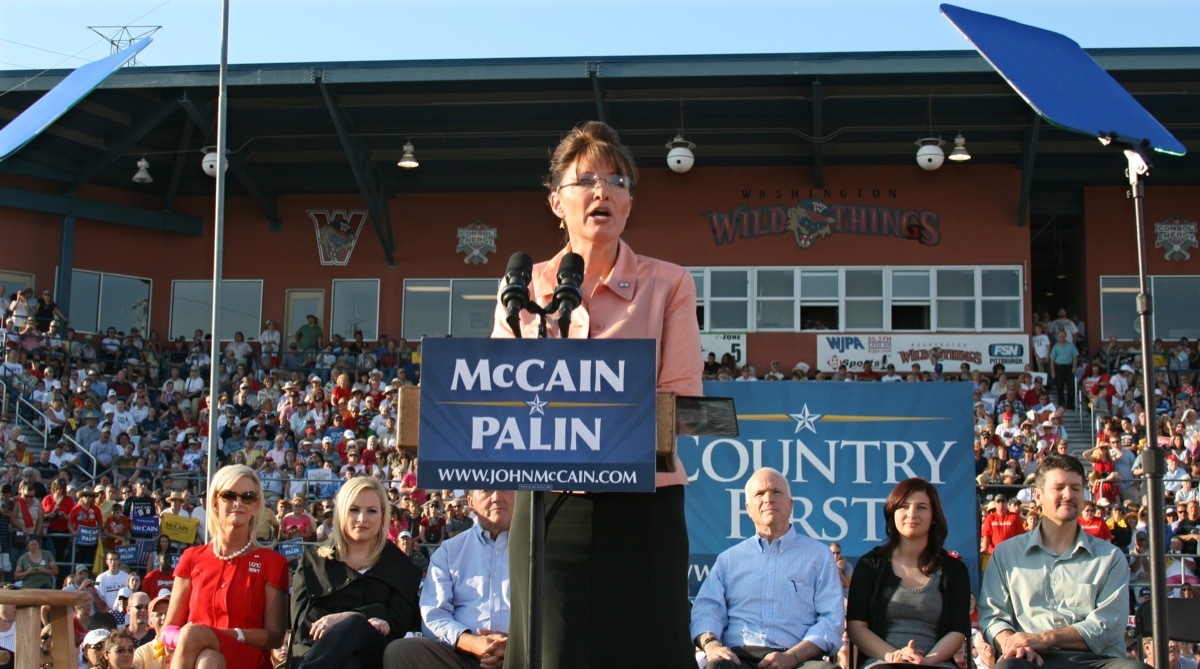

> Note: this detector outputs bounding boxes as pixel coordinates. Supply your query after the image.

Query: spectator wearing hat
[90,427,121,469]
[70,488,103,570]
[133,590,173,669]
[339,447,367,479]
[879,363,903,383]
[82,627,112,668]
[762,360,786,382]
[395,530,429,576]
[980,496,1024,571]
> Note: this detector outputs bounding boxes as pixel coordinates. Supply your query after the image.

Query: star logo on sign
[789,404,822,434]
[526,395,548,416]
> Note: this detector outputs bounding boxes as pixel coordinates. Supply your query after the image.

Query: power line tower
[87,26,161,66]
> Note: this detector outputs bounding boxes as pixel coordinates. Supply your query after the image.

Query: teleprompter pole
[1123,146,1168,669]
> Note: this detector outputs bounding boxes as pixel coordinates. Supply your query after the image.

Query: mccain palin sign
[681,381,979,597]
[817,333,1030,373]
[417,338,657,492]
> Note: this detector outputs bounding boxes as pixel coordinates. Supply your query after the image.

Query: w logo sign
[307,209,368,265]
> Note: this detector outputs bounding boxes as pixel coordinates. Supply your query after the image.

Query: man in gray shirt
[979,454,1148,669]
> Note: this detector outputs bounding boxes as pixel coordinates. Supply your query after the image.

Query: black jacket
[845,546,972,667]
[289,540,422,659]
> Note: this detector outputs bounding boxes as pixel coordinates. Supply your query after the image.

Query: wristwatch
[235,628,245,643]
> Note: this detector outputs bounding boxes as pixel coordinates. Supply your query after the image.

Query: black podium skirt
[503,485,695,669]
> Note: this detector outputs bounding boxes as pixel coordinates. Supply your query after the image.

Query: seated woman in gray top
[847,477,972,669]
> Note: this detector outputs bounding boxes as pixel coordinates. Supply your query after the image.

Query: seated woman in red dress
[163,464,288,669]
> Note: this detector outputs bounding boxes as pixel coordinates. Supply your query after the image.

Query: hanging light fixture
[201,146,226,177]
[666,100,696,173]
[131,156,153,184]
[914,96,945,171]
[948,133,972,162]
[397,140,419,169]
[915,138,945,171]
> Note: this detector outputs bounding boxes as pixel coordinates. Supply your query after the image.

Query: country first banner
[418,337,658,492]
[681,381,979,596]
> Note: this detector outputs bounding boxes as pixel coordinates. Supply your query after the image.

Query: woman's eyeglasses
[556,173,631,193]
[217,490,259,504]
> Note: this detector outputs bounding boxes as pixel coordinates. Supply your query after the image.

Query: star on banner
[526,395,548,416]
[789,404,822,434]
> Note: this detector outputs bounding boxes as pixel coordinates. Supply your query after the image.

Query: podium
[401,337,735,669]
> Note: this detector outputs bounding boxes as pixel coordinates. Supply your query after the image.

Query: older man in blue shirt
[384,488,512,669]
[692,467,844,669]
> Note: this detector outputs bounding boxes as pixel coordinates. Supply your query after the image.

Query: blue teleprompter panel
[0,37,152,161]
[941,4,1185,156]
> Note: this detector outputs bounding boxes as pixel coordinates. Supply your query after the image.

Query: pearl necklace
[212,538,255,561]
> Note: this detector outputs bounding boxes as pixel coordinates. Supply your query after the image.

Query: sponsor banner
[131,514,160,536]
[817,333,1030,373]
[418,338,657,493]
[160,513,200,545]
[682,381,978,597]
[700,333,747,368]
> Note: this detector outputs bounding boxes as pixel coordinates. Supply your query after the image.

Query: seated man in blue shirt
[692,467,844,669]
[384,488,512,669]
[979,454,1149,669]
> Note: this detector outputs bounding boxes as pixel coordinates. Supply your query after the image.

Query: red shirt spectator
[1078,504,1113,541]
[980,497,1024,554]
[41,488,76,535]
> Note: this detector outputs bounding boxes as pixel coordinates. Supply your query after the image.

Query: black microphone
[500,252,533,338]
[552,252,584,338]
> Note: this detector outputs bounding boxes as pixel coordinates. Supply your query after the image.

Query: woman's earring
[559,219,565,230]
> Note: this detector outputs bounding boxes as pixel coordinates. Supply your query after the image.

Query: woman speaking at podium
[493,120,702,669]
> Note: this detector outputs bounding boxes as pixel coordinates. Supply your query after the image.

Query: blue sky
[0,0,1196,72]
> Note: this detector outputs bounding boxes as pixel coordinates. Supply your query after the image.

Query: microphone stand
[529,301,548,669]
[523,297,564,669]
[509,270,574,669]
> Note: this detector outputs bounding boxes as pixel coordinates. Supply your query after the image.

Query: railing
[15,395,48,446]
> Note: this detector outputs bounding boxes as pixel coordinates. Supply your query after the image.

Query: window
[1101,275,1200,341]
[331,279,380,341]
[936,269,975,329]
[0,270,36,298]
[170,280,263,340]
[691,265,1024,333]
[800,270,839,330]
[402,278,499,340]
[452,279,502,337]
[69,270,151,335]
[981,269,1022,330]
[891,269,930,331]
[708,269,749,331]
[845,270,883,330]
[755,269,795,331]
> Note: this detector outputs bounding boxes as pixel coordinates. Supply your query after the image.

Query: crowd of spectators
[2,290,1198,665]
